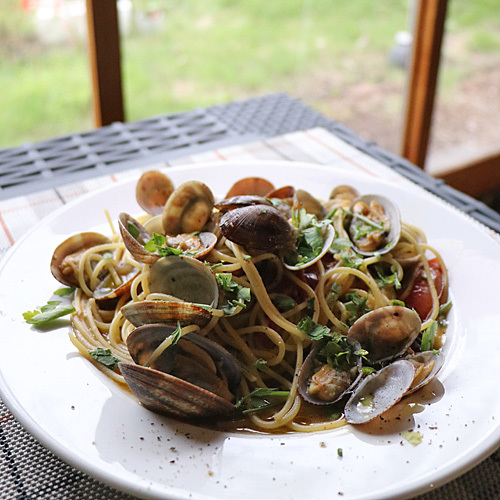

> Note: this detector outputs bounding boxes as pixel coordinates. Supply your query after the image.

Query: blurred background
[1,0,499,197]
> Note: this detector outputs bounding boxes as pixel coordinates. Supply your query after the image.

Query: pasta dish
[47,171,450,433]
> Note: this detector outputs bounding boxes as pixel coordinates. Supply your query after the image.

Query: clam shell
[121,300,212,328]
[149,255,219,307]
[119,363,237,420]
[293,189,326,219]
[348,194,401,256]
[347,306,421,364]
[50,232,111,287]
[162,180,214,235]
[135,170,174,216]
[344,360,415,424]
[225,177,275,198]
[118,213,159,265]
[220,204,296,253]
[406,350,444,394]
[215,195,272,213]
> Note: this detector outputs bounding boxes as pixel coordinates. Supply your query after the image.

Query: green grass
[0,0,498,148]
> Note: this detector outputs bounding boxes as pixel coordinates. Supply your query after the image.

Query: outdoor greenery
[1,0,499,149]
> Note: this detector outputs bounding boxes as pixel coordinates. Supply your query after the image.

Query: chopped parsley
[170,321,183,344]
[272,294,296,312]
[216,273,251,315]
[317,334,368,371]
[421,320,438,351]
[330,237,363,269]
[89,348,120,370]
[402,430,423,446]
[144,233,183,256]
[127,221,140,239]
[235,387,290,414]
[53,287,75,297]
[23,301,75,326]
[374,264,401,290]
[297,316,331,340]
[342,291,371,326]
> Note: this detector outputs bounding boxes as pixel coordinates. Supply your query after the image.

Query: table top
[1,94,500,500]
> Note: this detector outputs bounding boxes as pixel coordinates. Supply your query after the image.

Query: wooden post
[401,0,447,168]
[85,0,125,127]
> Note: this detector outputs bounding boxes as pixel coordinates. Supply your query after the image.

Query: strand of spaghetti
[234,326,286,367]
[228,241,309,342]
[144,325,201,368]
[288,417,347,432]
[283,269,320,323]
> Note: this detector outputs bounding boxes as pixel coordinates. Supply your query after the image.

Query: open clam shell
[284,223,335,271]
[225,176,275,198]
[405,350,444,394]
[118,213,159,265]
[51,232,111,287]
[119,363,238,420]
[347,306,421,364]
[347,194,401,256]
[298,338,363,405]
[344,359,415,424]
[149,255,219,307]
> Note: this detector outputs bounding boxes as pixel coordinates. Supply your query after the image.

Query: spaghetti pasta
[51,173,450,433]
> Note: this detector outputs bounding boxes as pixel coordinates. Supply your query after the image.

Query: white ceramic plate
[1,161,500,500]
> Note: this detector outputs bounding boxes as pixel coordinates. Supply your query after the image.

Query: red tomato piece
[404,258,444,321]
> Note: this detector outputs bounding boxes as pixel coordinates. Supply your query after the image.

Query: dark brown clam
[215,195,272,213]
[51,232,111,287]
[135,170,174,216]
[347,306,421,364]
[220,204,296,253]
[119,328,242,420]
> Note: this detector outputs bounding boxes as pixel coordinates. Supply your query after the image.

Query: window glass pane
[0,0,92,148]
[123,0,410,155]
[426,0,500,175]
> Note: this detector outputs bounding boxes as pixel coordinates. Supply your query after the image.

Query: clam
[344,360,415,424]
[162,181,214,235]
[298,337,363,405]
[94,261,139,309]
[220,204,296,253]
[143,214,164,235]
[225,177,275,198]
[293,189,326,219]
[148,255,219,307]
[405,350,444,394]
[347,306,421,364]
[119,326,242,420]
[284,223,335,271]
[121,300,212,328]
[135,170,174,216]
[215,195,272,213]
[118,213,159,264]
[347,194,401,256]
[51,232,111,287]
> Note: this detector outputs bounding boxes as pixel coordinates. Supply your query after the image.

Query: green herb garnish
[127,221,140,239]
[216,273,251,315]
[53,287,75,297]
[297,316,331,340]
[402,430,423,446]
[170,321,183,344]
[235,387,290,414]
[421,320,438,351]
[144,233,183,256]
[342,291,371,326]
[88,348,120,370]
[272,294,296,312]
[23,301,76,326]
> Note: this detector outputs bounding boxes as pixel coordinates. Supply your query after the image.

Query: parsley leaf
[421,320,438,351]
[144,233,182,256]
[342,292,371,326]
[89,348,120,370]
[272,294,296,312]
[297,316,331,340]
[402,431,423,446]
[374,264,401,290]
[127,221,140,239]
[23,301,76,325]
[53,287,75,297]
[170,321,183,344]
[235,387,289,414]
[216,273,251,315]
